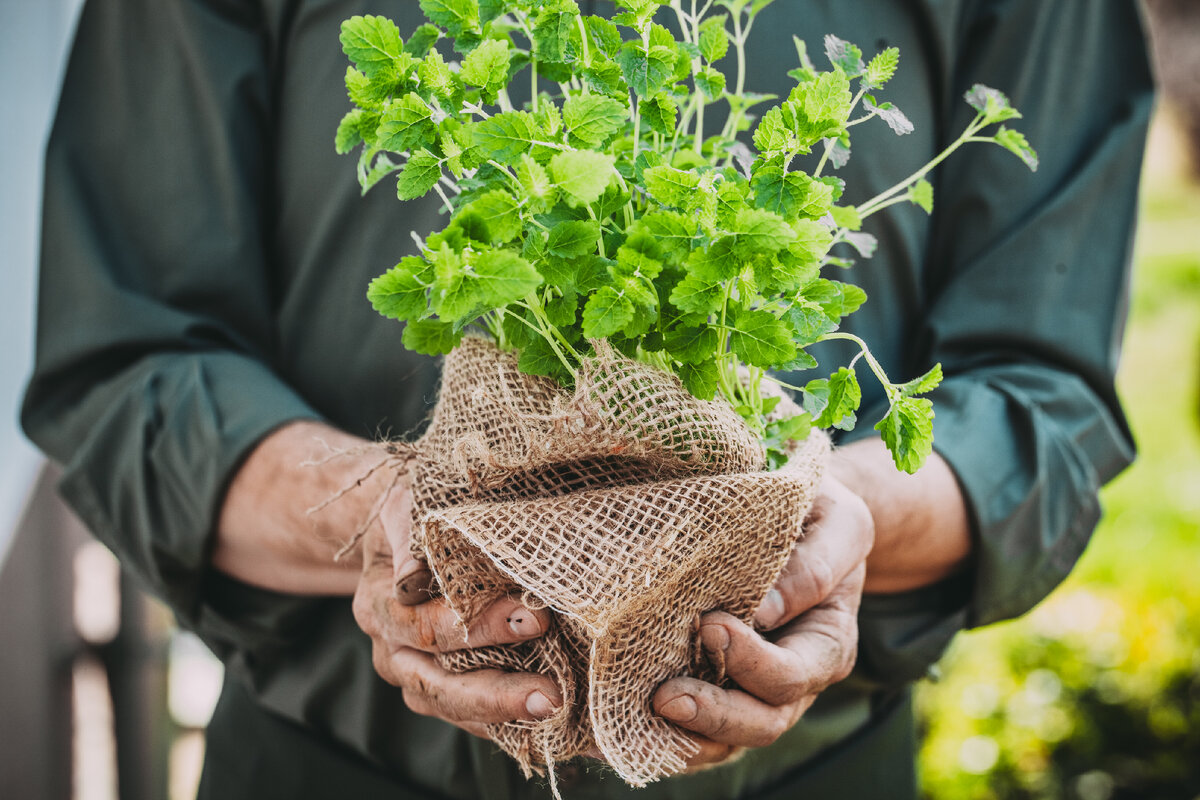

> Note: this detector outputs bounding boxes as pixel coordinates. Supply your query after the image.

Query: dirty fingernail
[755,589,785,629]
[659,695,698,722]
[507,607,541,638]
[701,623,730,654]
[526,691,559,718]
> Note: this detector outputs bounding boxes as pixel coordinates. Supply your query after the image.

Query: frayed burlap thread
[397,337,829,787]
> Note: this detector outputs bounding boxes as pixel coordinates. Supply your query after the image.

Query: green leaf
[802,69,853,135]
[404,24,441,57]
[730,208,796,258]
[864,47,899,88]
[584,15,622,56]
[473,111,538,164]
[418,0,480,38]
[695,66,727,100]
[358,150,400,193]
[549,150,616,206]
[864,97,913,136]
[377,93,434,152]
[669,273,723,315]
[729,307,796,368]
[788,218,835,263]
[821,367,861,430]
[823,35,864,77]
[678,359,721,400]
[544,288,580,327]
[335,110,366,154]
[401,318,462,355]
[460,38,511,98]
[685,237,739,281]
[613,245,664,281]
[367,256,430,321]
[631,211,695,264]
[547,220,600,258]
[782,301,836,345]
[396,150,443,200]
[751,166,809,218]
[753,107,795,153]
[698,15,730,63]
[513,154,558,211]
[643,165,700,209]
[340,16,403,79]
[345,66,390,110]
[897,363,943,397]
[562,94,628,147]
[458,190,522,243]
[471,249,543,307]
[829,204,862,231]
[663,325,718,364]
[641,91,678,136]
[875,395,934,474]
[518,335,572,382]
[533,1,581,63]
[417,50,458,100]
[582,61,627,95]
[582,285,636,337]
[994,126,1039,171]
[964,84,1023,125]
[909,179,934,214]
[615,41,675,98]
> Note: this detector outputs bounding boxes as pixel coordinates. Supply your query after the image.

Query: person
[22,0,1153,797]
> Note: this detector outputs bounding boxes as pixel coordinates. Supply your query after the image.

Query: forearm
[832,438,971,595]
[214,420,394,595]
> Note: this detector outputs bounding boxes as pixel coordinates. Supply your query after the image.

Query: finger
[683,737,740,769]
[395,565,436,605]
[755,476,874,630]
[358,585,550,654]
[710,571,864,706]
[389,648,563,725]
[654,675,813,748]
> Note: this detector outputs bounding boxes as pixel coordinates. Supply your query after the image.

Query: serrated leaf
[514,154,558,211]
[695,66,726,100]
[404,24,441,57]
[731,208,796,258]
[581,285,635,337]
[864,97,913,136]
[458,190,522,243]
[613,245,664,281]
[686,236,739,281]
[562,94,628,147]
[679,360,721,400]
[643,165,700,208]
[699,15,730,63]
[729,307,796,368]
[396,150,443,200]
[367,256,430,321]
[473,111,538,164]
[633,211,696,264]
[829,205,862,231]
[402,318,462,355]
[585,15,622,57]
[418,0,480,38]
[544,288,580,327]
[377,93,434,152]
[789,218,835,263]
[994,126,1039,171]
[753,106,795,153]
[550,150,616,207]
[964,84,1022,125]
[418,50,458,100]
[461,38,510,97]
[875,395,934,473]
[824,35,864,77]
[335,109,365,154]
[663,325,718,364]
[814,367,860,430]
[669,273,723,315]
[547,220,600,258]
[751,166,810,217]
[782,301,836,345]
[615,41,675,98]
[345,66,390,109]
[897,363,943,397]
[864,47,899,88]
[518,335,572,381]
[910,178,934,214]
[582,61,627,95]
[533,1,581,63]
[471,249,543,307]
[641,92,678,136]
[341,15,403,79]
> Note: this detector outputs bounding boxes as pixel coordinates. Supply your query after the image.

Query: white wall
[0,0,86,562]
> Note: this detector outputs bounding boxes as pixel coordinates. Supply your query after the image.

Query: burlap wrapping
[389,336,829,787]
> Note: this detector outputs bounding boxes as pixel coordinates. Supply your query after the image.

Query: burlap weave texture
[394,337,829,786]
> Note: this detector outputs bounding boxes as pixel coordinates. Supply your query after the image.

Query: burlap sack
[388,337,829,787]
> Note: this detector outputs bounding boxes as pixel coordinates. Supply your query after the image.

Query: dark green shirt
[23,0,1152,797]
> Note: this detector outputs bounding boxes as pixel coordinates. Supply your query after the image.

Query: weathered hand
[352,490,562,740]
[652,474,874,766]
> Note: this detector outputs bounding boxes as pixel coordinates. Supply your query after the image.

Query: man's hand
[351,490,563,741]
[652,474,874,766]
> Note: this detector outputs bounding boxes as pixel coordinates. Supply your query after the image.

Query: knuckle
[412,608,447,652]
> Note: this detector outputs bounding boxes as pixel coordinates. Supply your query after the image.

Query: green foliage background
[916,112,1200,800]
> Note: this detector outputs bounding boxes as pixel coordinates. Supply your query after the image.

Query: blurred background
[1,2,1197,799]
